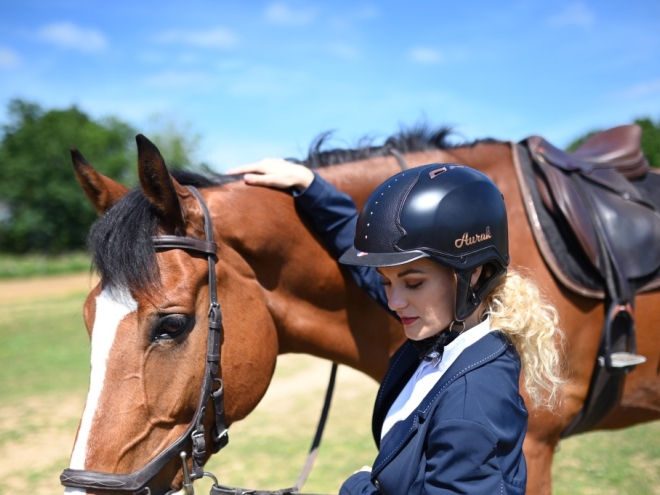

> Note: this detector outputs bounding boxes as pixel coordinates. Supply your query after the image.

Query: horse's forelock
[87,170,232,292]
[88,188,161,292]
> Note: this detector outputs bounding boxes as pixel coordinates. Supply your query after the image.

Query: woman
[229,160,565,495]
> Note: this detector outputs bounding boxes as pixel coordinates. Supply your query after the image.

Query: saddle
[514,125,660,436]
[528,125,660,290]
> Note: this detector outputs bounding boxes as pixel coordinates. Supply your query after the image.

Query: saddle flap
[534,160,600,269]
[589,188,660,279]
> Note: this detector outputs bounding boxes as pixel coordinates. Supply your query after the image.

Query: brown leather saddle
[528,125,660,288]
[514,125,660,436]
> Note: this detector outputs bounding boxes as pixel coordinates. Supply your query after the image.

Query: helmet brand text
[455,227,492,249]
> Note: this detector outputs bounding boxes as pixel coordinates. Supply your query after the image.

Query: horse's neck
[316,152,441,202]
[315,146,503,200]
[215,144,514,382]
[210,180,391,380]
[316,157,400,204]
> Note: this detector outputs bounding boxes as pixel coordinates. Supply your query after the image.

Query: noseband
[61,186,229,494]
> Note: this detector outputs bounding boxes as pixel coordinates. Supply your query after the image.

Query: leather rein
[60,186,335,495]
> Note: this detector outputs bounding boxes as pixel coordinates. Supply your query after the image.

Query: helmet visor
[339,247,429,267]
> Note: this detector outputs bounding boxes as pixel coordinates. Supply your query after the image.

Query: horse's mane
[294,125,457,168]
[89,125,494,291]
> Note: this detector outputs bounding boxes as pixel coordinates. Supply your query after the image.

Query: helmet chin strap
[452,269,480,322]
[448,320,466,333]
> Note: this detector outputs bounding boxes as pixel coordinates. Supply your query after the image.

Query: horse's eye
[151,314,193,342]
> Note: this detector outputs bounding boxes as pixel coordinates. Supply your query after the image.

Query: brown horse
[62,129,660,495]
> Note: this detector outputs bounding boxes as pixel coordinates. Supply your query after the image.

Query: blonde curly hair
[483,270,566,410]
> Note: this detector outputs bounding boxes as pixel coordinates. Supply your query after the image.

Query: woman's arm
[228,159,389,310]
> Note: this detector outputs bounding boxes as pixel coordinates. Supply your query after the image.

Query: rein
[388,147,409,170]
[61,186,336,495]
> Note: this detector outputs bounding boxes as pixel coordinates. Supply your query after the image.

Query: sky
[1,0,659,171]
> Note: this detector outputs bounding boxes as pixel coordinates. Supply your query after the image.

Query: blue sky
[1,0,659,171]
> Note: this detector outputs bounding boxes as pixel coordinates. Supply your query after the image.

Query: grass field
[1,275,659,494]
[0,252,91,279]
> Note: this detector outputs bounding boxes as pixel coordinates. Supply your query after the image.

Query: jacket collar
[370,332,510,477]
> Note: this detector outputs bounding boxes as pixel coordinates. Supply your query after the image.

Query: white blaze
[65,288,137,494]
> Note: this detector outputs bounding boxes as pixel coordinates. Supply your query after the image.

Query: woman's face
[378,258,456,341]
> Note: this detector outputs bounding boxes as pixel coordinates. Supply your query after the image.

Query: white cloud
[327,5,380,29]
[265,2,317,26]
[79,95,175,125]
[547,2,595,28]
[0,47,20,68]
[619,79,660,99]
[409,47,444,65]
[225,66,308,98]
[36,22,107,53]
[202,136,298,171]
[352,5,380,21]
[154,27,239,49]
[326,42,360,60]
[142,70,214,89]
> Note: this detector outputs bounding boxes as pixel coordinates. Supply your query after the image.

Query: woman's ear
[470,265,484,287]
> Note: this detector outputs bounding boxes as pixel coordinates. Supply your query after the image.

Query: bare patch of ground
[0,394,86,495]
[0,272,99,303]
[0,356,375,495]
[0,273,376,494]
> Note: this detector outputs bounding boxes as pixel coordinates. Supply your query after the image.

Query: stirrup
[599,352,647,368]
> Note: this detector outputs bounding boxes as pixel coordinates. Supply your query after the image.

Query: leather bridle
[61,186,229,494]
[61,186,337,495]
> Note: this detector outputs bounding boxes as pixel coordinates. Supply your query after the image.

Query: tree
[0,99,136,253]
[635,117,660,168]
[566,116,660,168]
[145,113,205,170]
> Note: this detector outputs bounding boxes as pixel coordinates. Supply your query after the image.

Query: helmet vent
[429,167,447,179]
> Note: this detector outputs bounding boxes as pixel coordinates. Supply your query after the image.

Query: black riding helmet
[339,163,509,321]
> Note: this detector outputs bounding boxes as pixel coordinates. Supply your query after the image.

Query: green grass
[0,252,91,279]
[0,292,90,399]
[201,364,379,494]
[552,422,660,494]
[1,276,660,494]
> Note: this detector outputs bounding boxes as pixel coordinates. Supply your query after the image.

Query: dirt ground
[0,273,377,495]
[0,272,99,304]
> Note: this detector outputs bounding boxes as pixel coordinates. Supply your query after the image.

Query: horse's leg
[523,409,563,495]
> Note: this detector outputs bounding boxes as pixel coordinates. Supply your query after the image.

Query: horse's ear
[71,149,130,215]
[136,134,188,235]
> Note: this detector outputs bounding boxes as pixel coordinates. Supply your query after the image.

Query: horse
[61,128,660,495]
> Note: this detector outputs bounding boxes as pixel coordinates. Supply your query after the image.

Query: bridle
[61,186,228,494]
[60,186,335,495]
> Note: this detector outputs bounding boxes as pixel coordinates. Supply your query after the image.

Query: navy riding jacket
[294,173,528,495]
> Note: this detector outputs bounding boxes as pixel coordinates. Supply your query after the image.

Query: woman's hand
[227,158,314,193]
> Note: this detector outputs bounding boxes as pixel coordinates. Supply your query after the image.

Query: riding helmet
[339,163,509,321]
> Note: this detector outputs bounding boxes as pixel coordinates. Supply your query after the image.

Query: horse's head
[62,135,279,494]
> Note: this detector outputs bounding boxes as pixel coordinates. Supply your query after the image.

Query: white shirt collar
[427,316,492,368]
[381,317,493,440]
